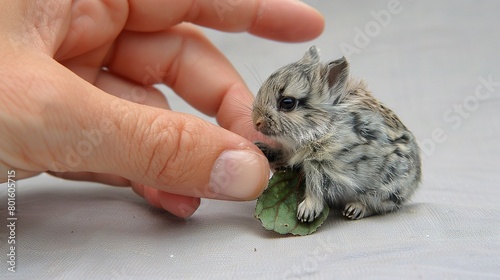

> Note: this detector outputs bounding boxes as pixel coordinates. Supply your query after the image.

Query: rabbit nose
[255,118,264,130]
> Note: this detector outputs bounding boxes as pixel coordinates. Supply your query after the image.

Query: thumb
[46,74,269,201]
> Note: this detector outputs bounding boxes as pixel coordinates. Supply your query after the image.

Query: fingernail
[209,150,269,200]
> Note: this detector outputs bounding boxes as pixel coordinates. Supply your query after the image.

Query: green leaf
[254,169,329,236]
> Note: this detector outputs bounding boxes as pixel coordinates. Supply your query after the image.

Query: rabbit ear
[324,57,350,104]
[300,46,320,64]
[327,56,349,90]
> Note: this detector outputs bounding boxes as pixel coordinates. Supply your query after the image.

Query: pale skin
[0,1,324,218]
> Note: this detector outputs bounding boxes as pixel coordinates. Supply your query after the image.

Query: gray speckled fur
[252,46,421,222]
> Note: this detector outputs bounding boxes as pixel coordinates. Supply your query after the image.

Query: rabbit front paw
[297,197,324,223]
[254,141,285,168]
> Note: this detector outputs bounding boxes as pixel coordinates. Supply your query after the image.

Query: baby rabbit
[252,46,421,222]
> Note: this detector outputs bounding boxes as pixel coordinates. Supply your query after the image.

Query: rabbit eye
[278,97,297,111]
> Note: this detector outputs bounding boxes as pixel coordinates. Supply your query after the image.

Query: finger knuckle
[139,114,204,186]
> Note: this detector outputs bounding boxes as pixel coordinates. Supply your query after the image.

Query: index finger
[125,0,324,42]
[107,25,258,138]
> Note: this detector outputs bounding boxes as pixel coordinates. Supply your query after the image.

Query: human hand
[0,0,324,218]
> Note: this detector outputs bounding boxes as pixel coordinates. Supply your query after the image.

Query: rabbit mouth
[254,117,280,137]
[256,126,278,137]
